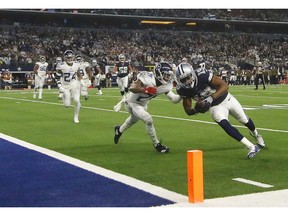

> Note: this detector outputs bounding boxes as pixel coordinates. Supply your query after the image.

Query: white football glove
[59,86,64,93]
[80,79,86,87]
[88,80,92,86]
[57,83,64,93]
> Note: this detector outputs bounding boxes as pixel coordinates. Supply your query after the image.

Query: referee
[254,62,266,90]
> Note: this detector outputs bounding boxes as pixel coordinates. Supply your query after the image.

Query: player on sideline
[55,50,86,123]
[114,62,182,153]
[33,56,48,100]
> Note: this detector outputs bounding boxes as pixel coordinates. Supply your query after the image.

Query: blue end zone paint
[0,138,175,207]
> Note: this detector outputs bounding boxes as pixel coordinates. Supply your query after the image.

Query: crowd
[0,26,287,71]
[1,9,288,88]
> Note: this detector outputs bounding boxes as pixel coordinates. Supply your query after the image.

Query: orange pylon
[187,150,204,203]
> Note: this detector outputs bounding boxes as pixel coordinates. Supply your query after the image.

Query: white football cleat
[247,145,261,159]
[249,131,265,148]
[73,116,79,123]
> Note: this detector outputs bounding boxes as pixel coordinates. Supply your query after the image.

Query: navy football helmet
[154,62,174,84]
[176,63,197,89]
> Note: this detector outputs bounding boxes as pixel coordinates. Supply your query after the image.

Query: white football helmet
[91,59,98,67]
[76,54,83,62]
[56,57,62,64]
[63,50,75,64]
[154,62,174,84]
[176,63,197,89]
[40,56,46,63]
[118,54,125,62]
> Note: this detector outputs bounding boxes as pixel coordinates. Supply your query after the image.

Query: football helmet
[176,63,197,89]
[118,54,125,62]
[182,57,188,63]
[56,57,62,64]
[154,62,174,84]
[76,54,83,62]
[63,50,75,64]
[40,56,46,63]
[91,59,98,67]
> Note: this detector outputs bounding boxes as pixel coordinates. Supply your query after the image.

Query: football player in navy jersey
[114,62,182,153]
[175,63,265,159]
[113,54,133,99]
[92,59,103,95]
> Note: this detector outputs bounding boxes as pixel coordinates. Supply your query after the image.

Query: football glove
[80,79,86,87]
[194,100,211,113]
[87,80,92,87]
[57,83,64,93]
[59,86,64,93]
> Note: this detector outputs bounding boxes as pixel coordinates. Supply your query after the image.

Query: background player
[55,50,85,123]
[91,59,103,95]
[33,56,48,100]
[76,54,92,100]
[113,54,133,99]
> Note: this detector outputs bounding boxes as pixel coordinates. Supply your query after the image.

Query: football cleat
[247,145,261,159]
[84,96,89,100]
[114,125,122,144]
[249,131,265,148]
[154,143,169,153]
[74,116,79,123]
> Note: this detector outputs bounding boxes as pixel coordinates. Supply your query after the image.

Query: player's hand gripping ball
[194,99,211,113]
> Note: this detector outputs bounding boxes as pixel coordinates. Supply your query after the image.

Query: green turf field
[1,85,288,199]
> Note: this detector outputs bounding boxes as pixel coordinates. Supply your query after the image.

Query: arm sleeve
[166,91,182,104]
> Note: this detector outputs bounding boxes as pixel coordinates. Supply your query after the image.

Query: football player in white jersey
[55,50,85,123]
[76,54,93,100]
[175,63,265,159]
[33,56,48,100]
[52,57,63,99]
[114,62,182,153]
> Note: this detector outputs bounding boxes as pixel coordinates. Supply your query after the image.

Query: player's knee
[143,115,153,125]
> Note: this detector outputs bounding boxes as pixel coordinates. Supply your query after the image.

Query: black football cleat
[114,125,122,144]
[154,143,169,153]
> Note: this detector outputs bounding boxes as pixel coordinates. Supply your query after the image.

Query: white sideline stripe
[1,96,288,134]
[0,132,188,204]
[169,189,288,207]
[232,178,274,188]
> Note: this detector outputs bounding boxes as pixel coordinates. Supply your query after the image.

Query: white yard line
[232,178,274,188]
[1,96,288,134]
[1,95,288,207]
